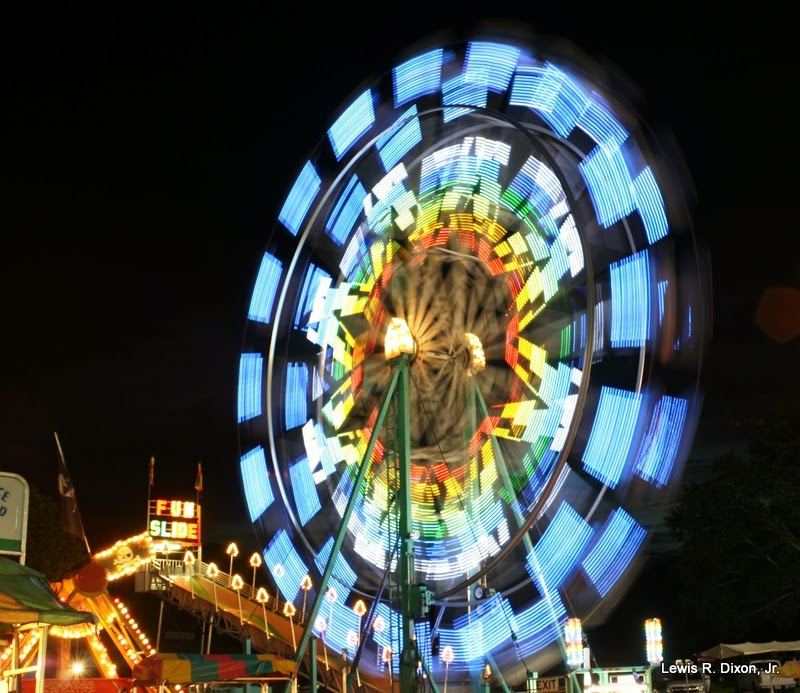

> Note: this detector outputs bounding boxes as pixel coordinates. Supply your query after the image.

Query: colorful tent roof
[0,556,97,628]
[132,653,294,684]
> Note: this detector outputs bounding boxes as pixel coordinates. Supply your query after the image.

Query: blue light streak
[315,536,358,590]
[464,41,520,92]
[658,280,668,325]
[582,386,643,487]
[610,250,651,347]
[510,63,588,137]
[577,99,628,148]
[295,263,331,330]
[580,142,636,228]
[393,48,443,107]
[264,529,309,603]
[247,252,282,323]
[506,593,566,657]
[634,395,688,487]
[442,74,487,123]
[289,454,321,526]
[376,105,422,171]
[328,90,375,161]
[240,446,274,522]
[633,166,668,243]
[237,353,263,422]
[284,362,308,430]
[526,501,593,590]
[326,175,367,246]
[582,508,646,596]
[278,161,321,236]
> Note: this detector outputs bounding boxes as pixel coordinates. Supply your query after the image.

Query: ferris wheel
[237,29,707,689]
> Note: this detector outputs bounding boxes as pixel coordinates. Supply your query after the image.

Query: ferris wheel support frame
[393,353,441,693]
[290,359,442,692]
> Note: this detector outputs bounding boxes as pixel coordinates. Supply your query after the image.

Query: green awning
[0,556,97,627]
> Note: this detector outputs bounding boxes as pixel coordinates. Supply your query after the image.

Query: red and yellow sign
[148,499,201,547]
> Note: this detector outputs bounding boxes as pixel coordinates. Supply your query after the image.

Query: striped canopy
[133,653,294,684]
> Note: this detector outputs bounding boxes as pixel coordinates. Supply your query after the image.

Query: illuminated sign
[536,677,567,693]
[0,472,30,560]
[94,532,154,581]
[148,499,201,547]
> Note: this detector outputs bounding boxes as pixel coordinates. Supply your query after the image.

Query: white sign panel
[0,473,30,561]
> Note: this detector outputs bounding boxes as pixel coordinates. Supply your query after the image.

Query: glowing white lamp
[226,542,239,583]
[465,332,485,373]
[385,317,415,360]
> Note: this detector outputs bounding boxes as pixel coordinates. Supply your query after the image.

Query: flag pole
[147,457,155,534]
[195,461,202,506]
[194,462,203,567]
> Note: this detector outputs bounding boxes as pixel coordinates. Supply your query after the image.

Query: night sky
[2,3,798,666]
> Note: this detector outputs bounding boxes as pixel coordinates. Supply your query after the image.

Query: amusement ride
[1,26,707,693]
[236,27,706,693]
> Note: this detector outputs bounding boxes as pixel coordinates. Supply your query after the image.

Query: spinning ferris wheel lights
[238,28,708,689]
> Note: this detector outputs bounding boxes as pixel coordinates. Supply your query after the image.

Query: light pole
[353,599,366,647]
[231,574,244,624]
[249,552,262,598]
[183,551,195,600]
[283,601,297,652]
[256,588,271,641]
[325,587,337,634]
[207,562,219,610]
[315,616,328,669]
[226,542,239,585]
[383,646,393,690]
[373,615,386,668]
[442,645,454,693]
[273,564,284,611]
[300,575,312,622]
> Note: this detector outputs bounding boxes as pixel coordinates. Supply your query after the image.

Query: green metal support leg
[289,367,402,692]
[309,637,316,692]
[396,355,417,693]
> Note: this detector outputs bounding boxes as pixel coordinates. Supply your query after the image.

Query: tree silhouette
[667,412,800,641]
[25,484,89,581]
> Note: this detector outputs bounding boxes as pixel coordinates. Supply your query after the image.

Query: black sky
[1,2,799,662]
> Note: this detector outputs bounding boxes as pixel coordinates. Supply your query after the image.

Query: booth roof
[0,556,97,628]
[701,642,800,659]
